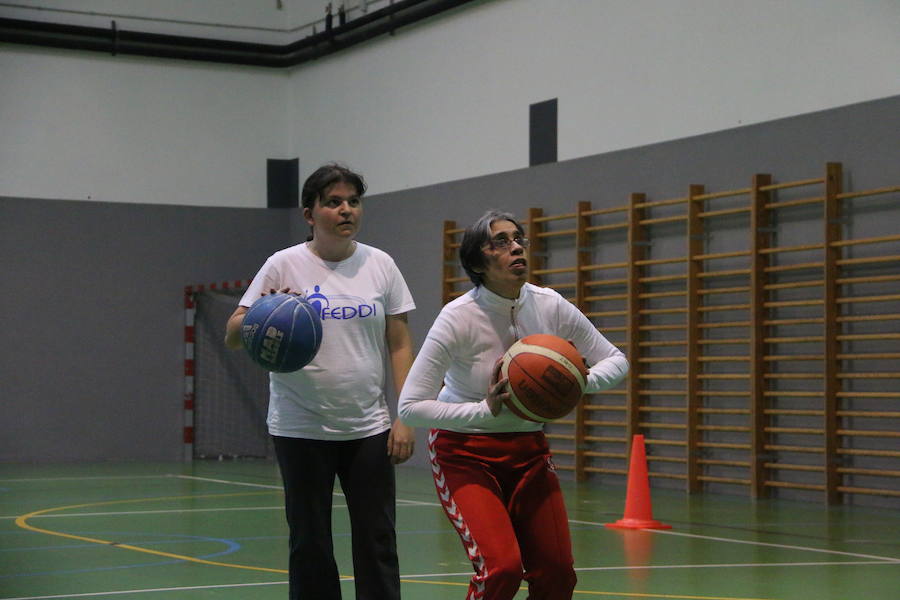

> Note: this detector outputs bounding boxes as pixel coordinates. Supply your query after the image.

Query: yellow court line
[14,491,301,575]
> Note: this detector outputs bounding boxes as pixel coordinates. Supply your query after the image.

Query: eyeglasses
[488,236,530,251]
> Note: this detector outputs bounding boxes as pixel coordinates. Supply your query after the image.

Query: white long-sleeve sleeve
[397,322,497,429]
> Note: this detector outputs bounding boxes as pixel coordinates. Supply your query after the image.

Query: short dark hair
[459,210,526,287]
[301,163,367,240]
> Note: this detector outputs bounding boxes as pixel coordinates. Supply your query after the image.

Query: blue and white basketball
[241,293,322,373]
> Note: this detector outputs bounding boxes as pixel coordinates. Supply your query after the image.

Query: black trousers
[273,431,400,600]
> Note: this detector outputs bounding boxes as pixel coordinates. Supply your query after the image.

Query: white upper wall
[1,0,898,206]
[0,46,289,206]
[289,0,900,195]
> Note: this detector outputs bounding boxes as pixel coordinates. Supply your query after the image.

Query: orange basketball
[500,334,588,422]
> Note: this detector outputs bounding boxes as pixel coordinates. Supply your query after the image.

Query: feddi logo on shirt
[306,285,377,321]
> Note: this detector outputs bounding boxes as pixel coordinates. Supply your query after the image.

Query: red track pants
[428,429,577,600]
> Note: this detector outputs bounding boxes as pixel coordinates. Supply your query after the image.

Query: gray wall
[0,201,295,462]
[2,95,898,466]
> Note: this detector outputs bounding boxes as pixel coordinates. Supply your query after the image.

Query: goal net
[191,287,273,459]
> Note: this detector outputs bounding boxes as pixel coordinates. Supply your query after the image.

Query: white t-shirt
[240,242,416,440]
[398,283,629,434]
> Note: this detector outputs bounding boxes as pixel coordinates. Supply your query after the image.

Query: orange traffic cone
[605,434,671,530]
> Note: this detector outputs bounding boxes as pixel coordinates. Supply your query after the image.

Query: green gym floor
[1,461,897,599]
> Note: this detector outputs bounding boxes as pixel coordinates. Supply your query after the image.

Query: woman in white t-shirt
[225,164,415,600]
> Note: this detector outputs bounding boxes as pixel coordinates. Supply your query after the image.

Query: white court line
[400,560,900,578]
[5,558,899,600]
[573,560,900,572]
[570,519,900,563]
[0,506,287,520]
[0,502,443,521]
[0,580,287,600]
[172,474,282,490]
[0,476,169,483]
[1,501,437,521]
[651,527,900,563]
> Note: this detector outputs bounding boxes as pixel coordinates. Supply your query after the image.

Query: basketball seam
[512,345,587,388]
[262,296,295,370]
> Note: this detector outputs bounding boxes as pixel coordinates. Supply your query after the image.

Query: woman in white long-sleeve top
[398,210,628,600]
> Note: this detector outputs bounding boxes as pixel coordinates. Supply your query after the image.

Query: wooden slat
[836,274,900,285]
[837,294,900,305]
[838,429,900,438]
[686,183,704,493]
[574,200,592,483]
[640,215,687,226]
[764,280,823,291]
[626,193,646,442]
[582,262,628,271]
[442,220,458,306]
[765,195,825,210]
[760,176,824,191]
[837,313,900,323]
[640,273,688,283]
[698,459,751,467]
[837,254,900,266]
[640,324,685,331]
[764,262,824,273]
[582,205,629,216]
[537,229,577,240]
[634,196,688,209]
[759,243,824,255]
[698,320,750,328]
[634,256,687,266]
[531,212,576,223]
[638,290,685,299]
[764,481,826,491]
[587,222,629,233]
[836,487,900,498]
[764,463,824,472]
[698,303,750,312]
[699,206,751,219]
[694,187,752,201]
[698,286,750,295]
[823,162,842,504]
[531,266,577,276]
[697,268,751,278]
[526,207,545,288]
[764,299,822,308]
[585,277,628,287]
[765,409,822,416]
[639,307,687,315]
[831,233,900,247]
[835,184,900,200]
[749,172,772,499]
[763,317,823,326]
[695,250,752,261]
